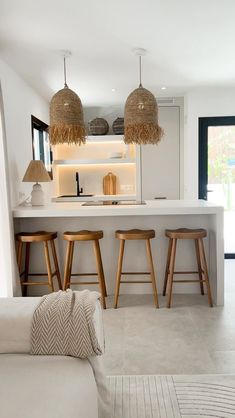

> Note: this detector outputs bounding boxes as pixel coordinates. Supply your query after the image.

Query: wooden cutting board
[103,172,117,195]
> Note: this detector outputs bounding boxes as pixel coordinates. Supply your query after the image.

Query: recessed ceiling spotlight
[111,88,116,92]
[161,86,167,90]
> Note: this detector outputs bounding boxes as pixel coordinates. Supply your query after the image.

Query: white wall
[184,87,235,199]
[0,58,50,207]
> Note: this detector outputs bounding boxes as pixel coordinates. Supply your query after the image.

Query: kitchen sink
[59,194,94,198]
[82,200,146,206]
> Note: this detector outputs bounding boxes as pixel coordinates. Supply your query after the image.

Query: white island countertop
[13,199,223,218]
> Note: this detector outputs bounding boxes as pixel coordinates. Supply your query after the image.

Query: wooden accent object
[103,172,117,195]
[16,231,62,295]
[63,230,107,309]
[114,229,159,308]
[163,228,213,308]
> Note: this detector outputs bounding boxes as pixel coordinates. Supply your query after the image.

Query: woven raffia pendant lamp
[49,51,86,146]
[124,49,164,145]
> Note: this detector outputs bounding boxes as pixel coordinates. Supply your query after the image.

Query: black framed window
[31,115,53,178]
[199,116,235,258]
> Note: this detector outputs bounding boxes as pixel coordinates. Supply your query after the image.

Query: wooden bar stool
[163,228,213,308]
[63,230,107,309]
[114,229,159,308]
[15,231,62,295]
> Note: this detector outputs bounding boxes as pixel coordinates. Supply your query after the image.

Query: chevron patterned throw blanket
[31,289,102,358]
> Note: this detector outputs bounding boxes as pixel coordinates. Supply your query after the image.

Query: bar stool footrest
[70,273,97,277]
[20,271,58,278]
[67,281,99,285]
[121,271,151,275]
[173,279,207,283]
[21,282,51,286]
[120,280,152,284]
[173,271,201,275]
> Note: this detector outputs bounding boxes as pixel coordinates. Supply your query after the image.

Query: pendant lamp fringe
[124,123,163,145]
[49,124,86,146]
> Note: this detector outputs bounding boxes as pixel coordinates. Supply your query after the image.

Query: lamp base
[31,183,44,206]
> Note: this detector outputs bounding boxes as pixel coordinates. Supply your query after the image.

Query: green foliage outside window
[208,127,235,210]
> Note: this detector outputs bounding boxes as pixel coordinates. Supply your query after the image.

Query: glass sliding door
[199,116,235,257]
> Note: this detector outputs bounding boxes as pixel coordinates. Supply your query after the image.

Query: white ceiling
[1,0,235,106]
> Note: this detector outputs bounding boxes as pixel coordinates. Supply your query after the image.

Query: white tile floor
[103,260,235,375]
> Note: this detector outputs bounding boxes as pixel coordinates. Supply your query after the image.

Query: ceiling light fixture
[124,48,163,145]
[161,86,167,90]
[49,51,86,146]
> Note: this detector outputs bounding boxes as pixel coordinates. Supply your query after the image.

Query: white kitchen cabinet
[141,106,180,200]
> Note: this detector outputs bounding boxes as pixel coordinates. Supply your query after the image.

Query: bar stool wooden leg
[94,241,107,297]
[146,239,159,308]
[17,241,24,292]
[63,241,73,290]
[167,238,177,308]
[114,239,125,309]
[198,238,213,307]
[93,240,106,309]
[195,239,204,295]
[23,243,31,297]
[163,238,173,296]
[50,239,62,290]
[68,241,74,282]
[93,239,107,298]
[17,241,23,273]
[44,241,54,292]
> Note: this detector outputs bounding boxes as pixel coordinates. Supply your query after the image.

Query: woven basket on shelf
[112,117,124,135]
[89,118,109,135]
[124,86,164,145]
[49,86,86,146]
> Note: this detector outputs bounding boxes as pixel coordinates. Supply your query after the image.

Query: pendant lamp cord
[139,55,142,88]
[140,143,143,203]
[64,56,68,88]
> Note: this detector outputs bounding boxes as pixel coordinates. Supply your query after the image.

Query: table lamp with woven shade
[22,160,51,206]
[124,49,163,145]
[49,52,86,146]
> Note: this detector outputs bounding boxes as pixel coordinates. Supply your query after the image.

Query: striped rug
[108,374,235,417]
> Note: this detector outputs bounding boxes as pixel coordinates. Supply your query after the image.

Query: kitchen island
[13,200,224,305]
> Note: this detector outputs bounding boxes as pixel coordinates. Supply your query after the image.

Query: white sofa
[0,297,109,418]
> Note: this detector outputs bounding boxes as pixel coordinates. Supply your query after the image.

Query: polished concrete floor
[103,260,235,375]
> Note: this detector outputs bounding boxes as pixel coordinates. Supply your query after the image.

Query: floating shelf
[86,135,124,143]
[53,158,135,165]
